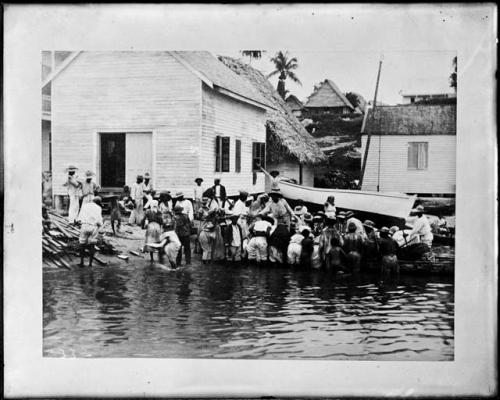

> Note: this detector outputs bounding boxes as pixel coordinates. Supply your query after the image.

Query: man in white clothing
[77,196,103,267]
[406,205,433,247]
[63,165,82,223]
[174,192,194,222]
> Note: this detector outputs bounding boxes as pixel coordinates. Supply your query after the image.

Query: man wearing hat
[142,172,154,209]
[63,165,82,223]
[261,188,295,230]
[232,190,249,216]
[129,175,145,225]
[81,170,100,205]
[224,214,243,262]
[193,178,205,216]
[406,205,433,247]
[174,191,194,222]
[76,196,103,268]
[173,204,192,266]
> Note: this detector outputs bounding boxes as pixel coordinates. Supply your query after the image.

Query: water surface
[43,260,454,360]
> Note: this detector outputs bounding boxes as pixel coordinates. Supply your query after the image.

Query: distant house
[45,51,274,202]
[399,78,456,104]
[361,104,456,196]
[219,56,325,188]
[304,79,355,117]
[400,91,456,105]
[285,95,304,118]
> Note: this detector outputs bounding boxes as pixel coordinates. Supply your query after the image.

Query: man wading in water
[76,196,103,267]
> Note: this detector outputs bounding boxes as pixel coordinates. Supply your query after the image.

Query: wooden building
[285,95,304,118]
[304,79,355,117]
[219,56,325,189]
[361,104,456,195]
[45,51,275,200]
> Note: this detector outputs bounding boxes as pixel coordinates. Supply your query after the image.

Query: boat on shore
[279,180,417,221]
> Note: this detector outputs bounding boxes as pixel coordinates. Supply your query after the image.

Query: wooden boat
[364,257,454,275]
[279,180,416,220]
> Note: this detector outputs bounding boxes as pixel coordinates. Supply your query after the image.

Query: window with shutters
[215,136,230,172]
[252,142,266,171]
[235,139,241,173]
[408,142,428,170]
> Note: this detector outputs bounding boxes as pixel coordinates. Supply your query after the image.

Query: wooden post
[359,58,383,189]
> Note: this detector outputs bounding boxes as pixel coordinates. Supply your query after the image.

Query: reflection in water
[43,260,454,360]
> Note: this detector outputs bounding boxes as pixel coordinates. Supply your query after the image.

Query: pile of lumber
[43,210,116,269]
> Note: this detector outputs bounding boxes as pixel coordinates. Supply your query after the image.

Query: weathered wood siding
[360,135,456,194]
[266,161,315,191]
[42,121,51,172]
[200,86,267,196]
[51,51,201,196]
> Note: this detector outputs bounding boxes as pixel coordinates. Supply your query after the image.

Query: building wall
[200,86,267,196]
[51,51,202,196]
[360,134,456,194]
[266,160,315,191]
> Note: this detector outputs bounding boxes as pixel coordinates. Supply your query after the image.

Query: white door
[125,132,152,186]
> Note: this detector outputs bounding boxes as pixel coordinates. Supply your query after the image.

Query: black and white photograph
[41,48,456,361]
[4,3,497,397]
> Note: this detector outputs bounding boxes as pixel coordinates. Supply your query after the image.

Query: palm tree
[267,51,302,99]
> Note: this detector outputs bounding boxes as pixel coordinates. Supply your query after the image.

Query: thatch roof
[285,94,304,111]
[172,51,272,109]
[218,56,326,164]
[305,79,354,109]
[365,104,456,135]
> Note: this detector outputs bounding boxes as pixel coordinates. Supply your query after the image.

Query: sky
[220,49,456,106]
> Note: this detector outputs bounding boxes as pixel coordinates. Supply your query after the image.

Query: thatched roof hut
[305,79,354,110]
[218,56,325,164]
[365,104,456,135]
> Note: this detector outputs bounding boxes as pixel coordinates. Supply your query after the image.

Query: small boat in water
[279,180,417,220]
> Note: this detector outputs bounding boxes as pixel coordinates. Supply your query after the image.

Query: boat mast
[359,55,383,190]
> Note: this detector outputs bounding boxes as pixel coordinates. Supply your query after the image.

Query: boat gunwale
[279,180,417,201]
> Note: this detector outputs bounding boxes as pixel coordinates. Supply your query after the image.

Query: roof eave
[41,51,81,88]
[214,86,274,111]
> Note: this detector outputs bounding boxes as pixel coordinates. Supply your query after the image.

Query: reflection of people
[62,165,82,223]
[77,196,103,268]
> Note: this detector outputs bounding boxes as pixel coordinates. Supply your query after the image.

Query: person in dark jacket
[173,205,192,266]
[224,214,243,262]
[299,228,314,268]
[205,178,227,202]
[378,226,399,276]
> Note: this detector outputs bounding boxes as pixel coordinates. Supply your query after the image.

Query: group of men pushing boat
[63,165,434,272]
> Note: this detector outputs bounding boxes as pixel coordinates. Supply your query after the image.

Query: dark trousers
[176,235,191,265]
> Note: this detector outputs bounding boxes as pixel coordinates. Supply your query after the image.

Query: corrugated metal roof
[305,79,354,109]
[365,104,456,135]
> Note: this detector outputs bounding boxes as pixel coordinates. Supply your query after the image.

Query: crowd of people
[64,165,434,272]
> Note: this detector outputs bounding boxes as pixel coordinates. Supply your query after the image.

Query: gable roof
[42,51,273,110]
[218,56,325,164]
[305,79,354,109]
[364,104,456,135]
[285,94,304,111]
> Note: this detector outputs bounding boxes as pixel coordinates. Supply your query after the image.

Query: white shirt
[346,217,365,237]
[215,185,221,198]
[290,233,304,245]
[77,202,103,227]
[409,215,433,242]
[232,200,247,216]
[324,203,336,218]
[177,199,194,221]
[194,185,204,200]
[253,220,271,232]
[231,224,242,247]
[160,230,181,246]
[130,182,144,200]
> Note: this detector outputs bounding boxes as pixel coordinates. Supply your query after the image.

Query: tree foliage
[449,56,457,90]
[267,51,302,99]
[240,50,264,64]
[345,92,360,109]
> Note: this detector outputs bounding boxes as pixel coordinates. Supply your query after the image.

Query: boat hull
[279,181,416,220]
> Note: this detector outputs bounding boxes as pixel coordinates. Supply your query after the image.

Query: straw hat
[65,165,78,172]
[344,211,354,219]
[363,220,376,229]
[195,177,204,183]
[144,172,151,178]
[149,200,159,209]
[412,205,424,213]
[294,205,306,215]
[93,196,102,205]
[269,188,283,198]
[313,215,324,222]
[336,211,346,219]
[85,170,95,178]
[303,213,313,222]
[379,226,390,234]
[175,191,184,198]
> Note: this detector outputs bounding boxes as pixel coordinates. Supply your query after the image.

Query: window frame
[235,139,241,173]
[252,142,266,172]
[407,141,429,170]
[215,135,231,173]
